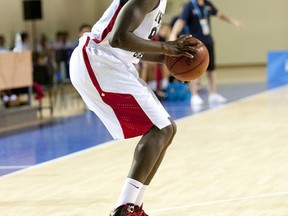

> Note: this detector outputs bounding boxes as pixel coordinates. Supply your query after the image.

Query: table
[0,51,33,104]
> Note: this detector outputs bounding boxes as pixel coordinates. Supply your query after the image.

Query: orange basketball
[165,37,209,82]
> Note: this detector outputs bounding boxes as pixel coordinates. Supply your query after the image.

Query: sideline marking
[0,165,32,170]
[149,191,288,213]
[1,84,287,181]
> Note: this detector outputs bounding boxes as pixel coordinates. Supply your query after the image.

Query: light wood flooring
[1,66,288,215]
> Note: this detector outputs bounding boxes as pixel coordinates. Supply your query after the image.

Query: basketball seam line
[173,57,208,75]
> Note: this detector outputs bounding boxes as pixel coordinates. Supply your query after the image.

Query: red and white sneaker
[139,204,149,216]
[109,203,140,216]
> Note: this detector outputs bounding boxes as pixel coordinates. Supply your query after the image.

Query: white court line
[0,165,32,170]
[0,84,287,182]
[149,191,288,213]
[0,139,118,180]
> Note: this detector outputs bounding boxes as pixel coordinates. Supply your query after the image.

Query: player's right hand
[162,35,201,58]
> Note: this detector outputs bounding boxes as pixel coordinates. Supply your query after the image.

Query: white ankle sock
[116,178,143,207]
[135,185,148,206]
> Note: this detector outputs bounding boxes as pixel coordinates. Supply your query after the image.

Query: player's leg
[128,118,176,183]
[113,118,176,215]
[136,119,177,215]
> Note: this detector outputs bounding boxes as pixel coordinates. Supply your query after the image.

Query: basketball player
[69,0,199,215]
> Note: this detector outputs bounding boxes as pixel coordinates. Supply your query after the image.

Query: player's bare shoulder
[129,0,161,13]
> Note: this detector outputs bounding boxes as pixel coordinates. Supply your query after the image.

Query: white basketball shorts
[69,36,171,139]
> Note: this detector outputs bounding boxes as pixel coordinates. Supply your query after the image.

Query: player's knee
[170,118,177,134]
[161,120,177,141]
[168,119,177,137]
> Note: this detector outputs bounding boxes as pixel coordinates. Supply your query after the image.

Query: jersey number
[148,11,164,39]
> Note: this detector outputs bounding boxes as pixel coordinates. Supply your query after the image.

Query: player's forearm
[141,53,165,64]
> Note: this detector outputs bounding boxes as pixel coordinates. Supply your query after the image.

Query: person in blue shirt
[170,0,242,106]
[169,3,190,37]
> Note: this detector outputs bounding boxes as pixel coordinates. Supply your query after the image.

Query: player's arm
[141,33,201,63]
[109,0,196,58]
[216,11,242,28]
[141,53,165,64]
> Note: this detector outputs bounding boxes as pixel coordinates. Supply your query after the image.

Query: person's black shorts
[205,43,215,72]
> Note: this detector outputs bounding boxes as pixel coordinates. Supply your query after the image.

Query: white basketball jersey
[91,0,167,64]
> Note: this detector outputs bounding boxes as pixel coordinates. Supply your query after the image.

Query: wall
[168,0,288,65]
[0,0,106,49]
[0,0,287,66]
[213,0,288,65]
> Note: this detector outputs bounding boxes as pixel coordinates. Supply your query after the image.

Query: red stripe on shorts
[82,37,154,139]
[93,4,122,43]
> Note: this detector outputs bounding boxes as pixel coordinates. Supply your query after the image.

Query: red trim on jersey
[82,37,154,139]
[93,4,123,43]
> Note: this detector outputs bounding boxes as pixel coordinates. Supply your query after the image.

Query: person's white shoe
[190,95,204,105]
[191,104,203,113]
[9,94,18,101]
[208,93,227,104]
[2,95,9,103]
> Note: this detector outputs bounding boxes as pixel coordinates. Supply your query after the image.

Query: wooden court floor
[0,85,288,216]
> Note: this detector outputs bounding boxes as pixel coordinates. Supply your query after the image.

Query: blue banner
[267,51,288,89]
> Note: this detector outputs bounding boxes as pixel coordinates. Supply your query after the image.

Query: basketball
[165,37,209,82]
